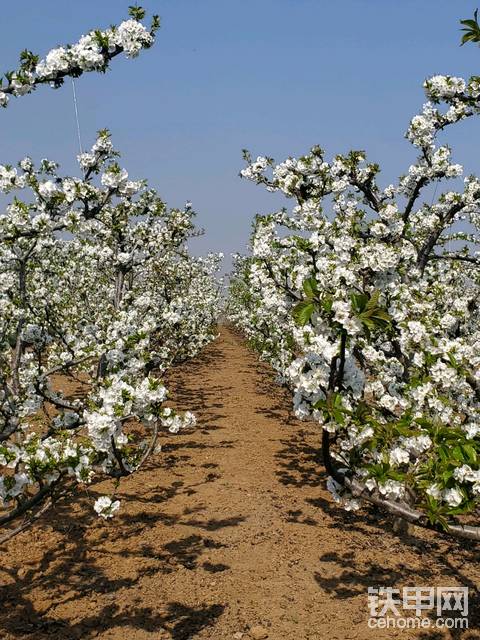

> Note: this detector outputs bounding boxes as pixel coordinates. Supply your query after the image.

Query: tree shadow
[314,546,480,638]
[275,427,324,488]
[167,342,233,435]
[0,508,231,639]
[0,453,240,639]
[2,600,225,640]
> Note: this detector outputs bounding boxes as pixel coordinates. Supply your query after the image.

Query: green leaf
[292,301,315,326]
[365,290,380,311]
[322,296,333,313]
[447,352,459,369]
[302,277,318,300]
[356,289,391,330]
[460,11,480,45]
[438,446,449,462]
[460,19,480,29]
[462,444,477,464]
[371,309,391,322]
[350,292,369,313]
[461,33,477,45]
[354,401,371,421]
[128,5,146,20]
[452,445,465,462]
[325,392,345,425]
[441,469,453,483]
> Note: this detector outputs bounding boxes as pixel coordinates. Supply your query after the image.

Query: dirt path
[1,327,479,640]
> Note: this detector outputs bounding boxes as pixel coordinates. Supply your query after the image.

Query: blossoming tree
[230,71,480,540]
[0,8,221,540]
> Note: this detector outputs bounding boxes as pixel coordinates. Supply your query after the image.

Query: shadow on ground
[0,342,244,640]
[0,474,238,639]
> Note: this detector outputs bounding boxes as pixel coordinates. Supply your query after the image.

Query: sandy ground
[0,326,479,640]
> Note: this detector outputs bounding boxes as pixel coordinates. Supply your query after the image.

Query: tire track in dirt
[0,327,479,640]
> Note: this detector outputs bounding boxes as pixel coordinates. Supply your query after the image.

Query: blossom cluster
[0,7,159,108]
[229,74,480,537]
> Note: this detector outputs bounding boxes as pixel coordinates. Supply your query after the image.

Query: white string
[71,79,83,155]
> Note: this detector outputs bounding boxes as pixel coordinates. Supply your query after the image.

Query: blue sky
[1,1,480,269]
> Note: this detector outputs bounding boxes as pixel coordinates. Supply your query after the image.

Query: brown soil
[1,326,479,640]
